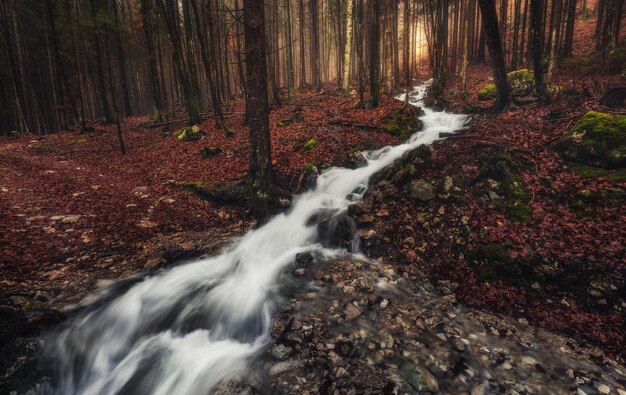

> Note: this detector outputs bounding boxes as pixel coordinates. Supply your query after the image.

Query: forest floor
[0,91,401,305]
[1,19,625,394]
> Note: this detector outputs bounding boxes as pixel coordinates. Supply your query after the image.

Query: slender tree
[309,0,321,91]
[284,0,296,102]
[369,0,381,107]
[243,0,274,199]
[531,0,549,102]
[342,0,354,96]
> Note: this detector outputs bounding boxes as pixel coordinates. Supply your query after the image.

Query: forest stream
[29,83,626,395]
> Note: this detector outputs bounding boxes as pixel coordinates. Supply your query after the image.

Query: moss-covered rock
[477,152,531,222]
[477,69,535,100]
[175,125,203,142]
[507,69,534,94]
[303,138,319,151]
[478,84,496,101]
[381,107,424,140]
[466,244,534,286]
[302,162,318,173]
[557,111,626,169]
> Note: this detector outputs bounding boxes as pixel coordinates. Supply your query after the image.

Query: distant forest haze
[1,0,622,136]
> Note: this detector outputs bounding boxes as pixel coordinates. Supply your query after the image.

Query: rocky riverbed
[219,255,626,394]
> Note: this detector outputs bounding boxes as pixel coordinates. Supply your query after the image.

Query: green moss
[478,69,536,100]
[557,111,626,169]
[303,138,319,151]
[66,139,86,146]
[381,108,423,140]
[176,181,212,193]
[277,118,295,127]
[478,84,496,101]
[571,163,609,178]
[479,151,532,222]
[466,244,534,286]
[507,69,534,94]
[302,162,318,173]
[175,125,203,142]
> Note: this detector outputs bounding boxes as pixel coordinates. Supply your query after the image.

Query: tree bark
[531,0,548,102]
[309,0,321,91]
[243,0,274,198]
[477,0,513,111]
[342,0,354,95]
[369,0,381,107]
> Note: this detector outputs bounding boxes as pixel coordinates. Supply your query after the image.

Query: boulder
[478,69,534,100]
[381,107,424,141]
[409,180,436,202]
[317,214,357,250]
[557,111,626,169]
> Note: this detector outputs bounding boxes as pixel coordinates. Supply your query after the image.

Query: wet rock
[213,380,254,395]
[392,164,418,186]
[317,215,357,250]
[295,252,314,268]
[294,268,306,277]
[270,344,293,360]
[398,363,439,392]
[344,303,362,320]
[144,257,166,270]
[409,180,436,202]
[269,360,305,376]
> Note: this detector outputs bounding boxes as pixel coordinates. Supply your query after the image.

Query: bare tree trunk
[243,0,274,202]
[478,0,513,111]
[88,0,112,123]
[299,0,307,87]
[310,0,321,91]
[369,0,381,107]
[531,0,549,102]
[356,0,366,107]
[284,0,296,102]
[111,0,132,116]
[342,0,354,95]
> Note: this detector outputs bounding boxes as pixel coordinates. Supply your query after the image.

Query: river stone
[295,252,314,268]
[317,215,357,250]
[344,303,362,320]
[409,180,436,201]
[269,360,305,376]
[270,344,293,360]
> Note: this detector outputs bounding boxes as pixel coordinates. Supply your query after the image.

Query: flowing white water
[42,82,467,395]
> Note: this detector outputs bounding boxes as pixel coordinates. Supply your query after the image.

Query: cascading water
[41,82,468,395]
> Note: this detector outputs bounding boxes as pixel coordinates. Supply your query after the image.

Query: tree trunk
[299,0,307,87]
[369,0,381,107]
[309,0,321,91]
[342,0,354,95]
[477,0,513,111]
[531,0,548,102]
[243,0,274,199]
[139,0,164,117]
[285,0,296,102]
[111,0,132,116]
[157,0,201,124]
